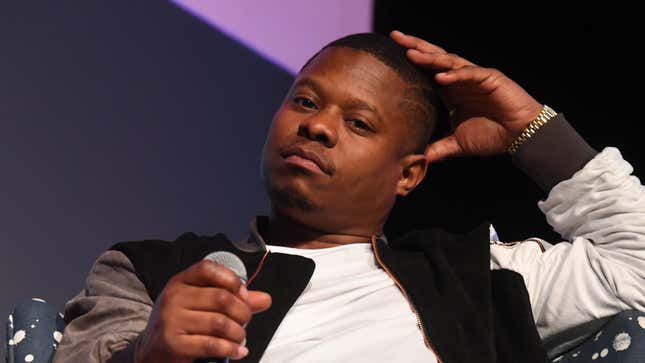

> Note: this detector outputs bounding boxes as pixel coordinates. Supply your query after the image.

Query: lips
[280,144,333,175]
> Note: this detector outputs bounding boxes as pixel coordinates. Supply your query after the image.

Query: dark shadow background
[1,0,643,348]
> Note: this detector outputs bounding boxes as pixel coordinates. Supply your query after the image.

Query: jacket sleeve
[490,116,645,357]
[52,250,153,363]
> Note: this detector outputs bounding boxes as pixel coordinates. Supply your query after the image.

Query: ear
[396,154,428,197]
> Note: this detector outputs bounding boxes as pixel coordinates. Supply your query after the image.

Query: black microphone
[199,251,248,363]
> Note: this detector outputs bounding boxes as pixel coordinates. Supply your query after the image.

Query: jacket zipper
[370,236,444,363]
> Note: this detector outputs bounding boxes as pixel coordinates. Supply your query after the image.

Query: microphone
[200,251,248,363]
[204,251,248,284]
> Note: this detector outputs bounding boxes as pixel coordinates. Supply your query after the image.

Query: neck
[265,211,380,249]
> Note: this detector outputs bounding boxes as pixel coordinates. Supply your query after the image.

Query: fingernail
[237,346,249,358]
[393,30,404,35]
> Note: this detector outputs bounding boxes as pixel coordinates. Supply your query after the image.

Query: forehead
[296,47,408,107]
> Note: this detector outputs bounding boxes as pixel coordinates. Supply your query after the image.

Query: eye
[293,96,317,109]
[347,119,371,132]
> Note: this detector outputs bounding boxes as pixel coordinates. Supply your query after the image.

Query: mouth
[280,145,332,175]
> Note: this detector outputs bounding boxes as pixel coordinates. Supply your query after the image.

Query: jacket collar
[239,215,389,252]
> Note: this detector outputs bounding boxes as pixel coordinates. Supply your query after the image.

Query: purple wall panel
[171,0,372,74]
[0,1,373,348]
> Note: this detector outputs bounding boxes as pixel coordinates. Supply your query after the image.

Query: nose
[297,110,339,147]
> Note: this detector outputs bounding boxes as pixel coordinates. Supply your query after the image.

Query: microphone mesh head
[203,251,248,284]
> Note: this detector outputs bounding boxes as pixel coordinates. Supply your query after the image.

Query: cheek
[264,110,292,147]
[330,162,399,213]
[263,108,291,169]
[270,107,301,138]
[337,145,401,190]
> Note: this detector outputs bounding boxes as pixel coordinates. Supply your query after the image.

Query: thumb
[424,134,462,163]
[247,290,272,314]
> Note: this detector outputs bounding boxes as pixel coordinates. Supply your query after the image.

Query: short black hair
[300,33,449,153]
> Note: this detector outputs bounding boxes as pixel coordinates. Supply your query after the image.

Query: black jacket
[110,114,603,362]
[111,221,547,363]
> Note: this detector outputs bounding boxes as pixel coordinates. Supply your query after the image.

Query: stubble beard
[268,184,318,213]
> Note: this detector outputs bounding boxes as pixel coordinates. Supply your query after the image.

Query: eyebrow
[293,77,384,124]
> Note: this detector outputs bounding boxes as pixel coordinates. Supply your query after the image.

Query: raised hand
[391,30,544,163]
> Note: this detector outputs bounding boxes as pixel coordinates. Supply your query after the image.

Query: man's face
[261,47,422,234]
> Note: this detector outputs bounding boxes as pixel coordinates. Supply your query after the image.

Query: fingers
[178,286,252,325]
[174,334,248,360]
[391,30,479,76]
[142,260,274,362]
[180,260,242,294]
[425,135,463,163]
[406,49,475,72]
[178,310,247,344]
[247,290,272,313]
[435,66,502,89]
[390,30,446,53]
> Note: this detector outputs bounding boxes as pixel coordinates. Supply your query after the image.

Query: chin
[263,168,320,213]
[269,184,317,212]
[264,159,324,206]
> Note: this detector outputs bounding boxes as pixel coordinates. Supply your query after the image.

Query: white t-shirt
[260,243,437,363]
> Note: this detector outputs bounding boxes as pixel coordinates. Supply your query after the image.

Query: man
[52,31,645,363]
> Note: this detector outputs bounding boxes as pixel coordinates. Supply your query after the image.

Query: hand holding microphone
[135,252,272,363]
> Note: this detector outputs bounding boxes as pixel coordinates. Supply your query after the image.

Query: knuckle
[162,279,180,297]
[487,67,501,75]
[485,68,504,82]
[196,260,216,276]
[220,266,241,284]
[205,338,221,355]
[230,274,242,289]
[215,290,233,308]
[220,273,241,291]
[212,315,246,343]
[206,339,235,357]
[163,284,185,303]
[212,314,229,333]
[201,261,239,289]
[158,290,176,308]
[164,281,181,295]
